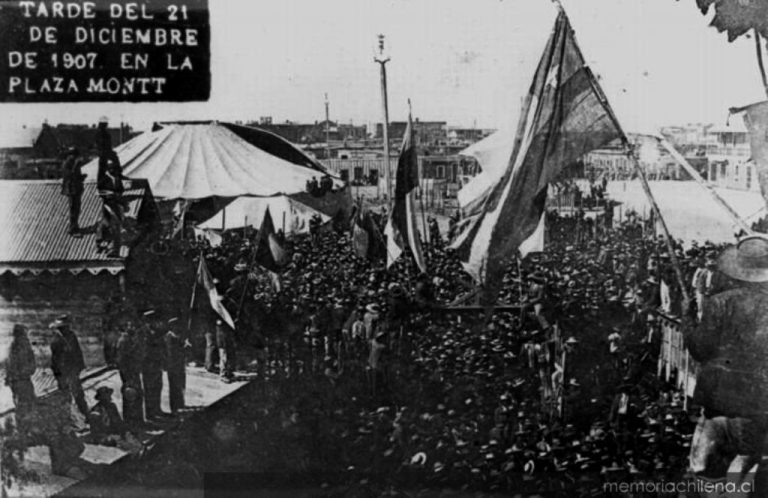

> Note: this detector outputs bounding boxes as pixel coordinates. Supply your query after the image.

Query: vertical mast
[375,34,392,204]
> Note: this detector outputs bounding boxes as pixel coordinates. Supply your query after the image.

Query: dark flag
[254,207,287,272]
[352,203,386,261]
[384,113,427,273]
[451,11,624,303]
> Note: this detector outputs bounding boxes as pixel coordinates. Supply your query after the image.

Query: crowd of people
[2,194,741,493]
[126,205,733,494]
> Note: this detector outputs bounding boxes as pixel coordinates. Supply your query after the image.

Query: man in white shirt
[691,257,708,320]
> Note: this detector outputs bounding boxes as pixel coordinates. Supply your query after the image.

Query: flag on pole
[352,203,386,261]
[451,11,623,302]
[254,207,287,272]
[384,112,427,273]
[197,257,236,329]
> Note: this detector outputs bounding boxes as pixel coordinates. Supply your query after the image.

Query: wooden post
[375,35,392,203]
[683,351,690,411]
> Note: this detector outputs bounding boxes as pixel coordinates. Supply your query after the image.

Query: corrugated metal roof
[0,180,147,274]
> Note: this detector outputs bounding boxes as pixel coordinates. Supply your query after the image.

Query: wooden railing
[655,312,697,401]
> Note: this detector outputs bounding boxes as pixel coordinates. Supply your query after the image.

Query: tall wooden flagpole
[325,93,331,161]
[375,34,392,204]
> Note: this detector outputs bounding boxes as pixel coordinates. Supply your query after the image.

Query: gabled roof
[82,122,343,200]
[0,180,153,275]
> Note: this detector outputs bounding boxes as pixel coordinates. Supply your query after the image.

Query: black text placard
[0,0,210,102]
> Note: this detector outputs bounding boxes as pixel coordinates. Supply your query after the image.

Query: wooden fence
[656,313,697,401]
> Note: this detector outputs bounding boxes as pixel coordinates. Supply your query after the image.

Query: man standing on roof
[682,235,768,495]
[96,118,125,258]
[60,147,86,236]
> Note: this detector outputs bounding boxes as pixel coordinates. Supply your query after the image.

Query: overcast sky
[1,0,765,133]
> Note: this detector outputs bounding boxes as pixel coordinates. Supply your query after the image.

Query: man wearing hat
[6,324,36,428]
[164,318,187,416]
[88,386,126,444]
[215,319,235,382]
[96,124,125,257]
[682,235,768,493]
[363,303,381,342]
[141,310,169,420]
[50,314,89,417]
[368,330,388,395]
[60,146,86,236]
[115,318,145,426]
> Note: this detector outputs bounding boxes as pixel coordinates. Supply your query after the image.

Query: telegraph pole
[375,34,392,203]
[324,93,331,161]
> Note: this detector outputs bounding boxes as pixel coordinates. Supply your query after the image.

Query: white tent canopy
[83,122,342,200]
[196,196,330,235]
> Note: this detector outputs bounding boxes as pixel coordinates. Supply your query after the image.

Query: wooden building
[0,180,161,370]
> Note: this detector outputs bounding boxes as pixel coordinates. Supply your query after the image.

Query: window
[747,166,752,190]
[720,163,726,178]
[436,165,445,179]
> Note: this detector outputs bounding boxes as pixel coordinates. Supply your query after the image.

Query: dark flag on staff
[451,11,623,302]
[254,207,287,272]
[385,113,427,273]
[352,203,386,261]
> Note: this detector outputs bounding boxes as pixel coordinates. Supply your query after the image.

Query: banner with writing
[0,0,210,102]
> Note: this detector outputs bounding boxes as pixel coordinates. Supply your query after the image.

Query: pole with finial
[375,34,392,203]
[324,93,331,161]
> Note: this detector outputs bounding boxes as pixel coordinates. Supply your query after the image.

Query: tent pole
[187,254,202,334]
[222,206,226,232]
[419,166,429,247]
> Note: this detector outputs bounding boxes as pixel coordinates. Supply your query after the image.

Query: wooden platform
[2,365,253,498]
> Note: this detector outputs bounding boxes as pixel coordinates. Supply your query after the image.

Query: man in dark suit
[50,315,88,418]
[141,310,170,419]
[96,123,125,257]
[164,318,187,416]
[683,235,768,492]
[60,147,86,236]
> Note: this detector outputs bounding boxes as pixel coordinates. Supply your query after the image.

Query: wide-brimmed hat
[366,303,380,313]
[718,235,768,282]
